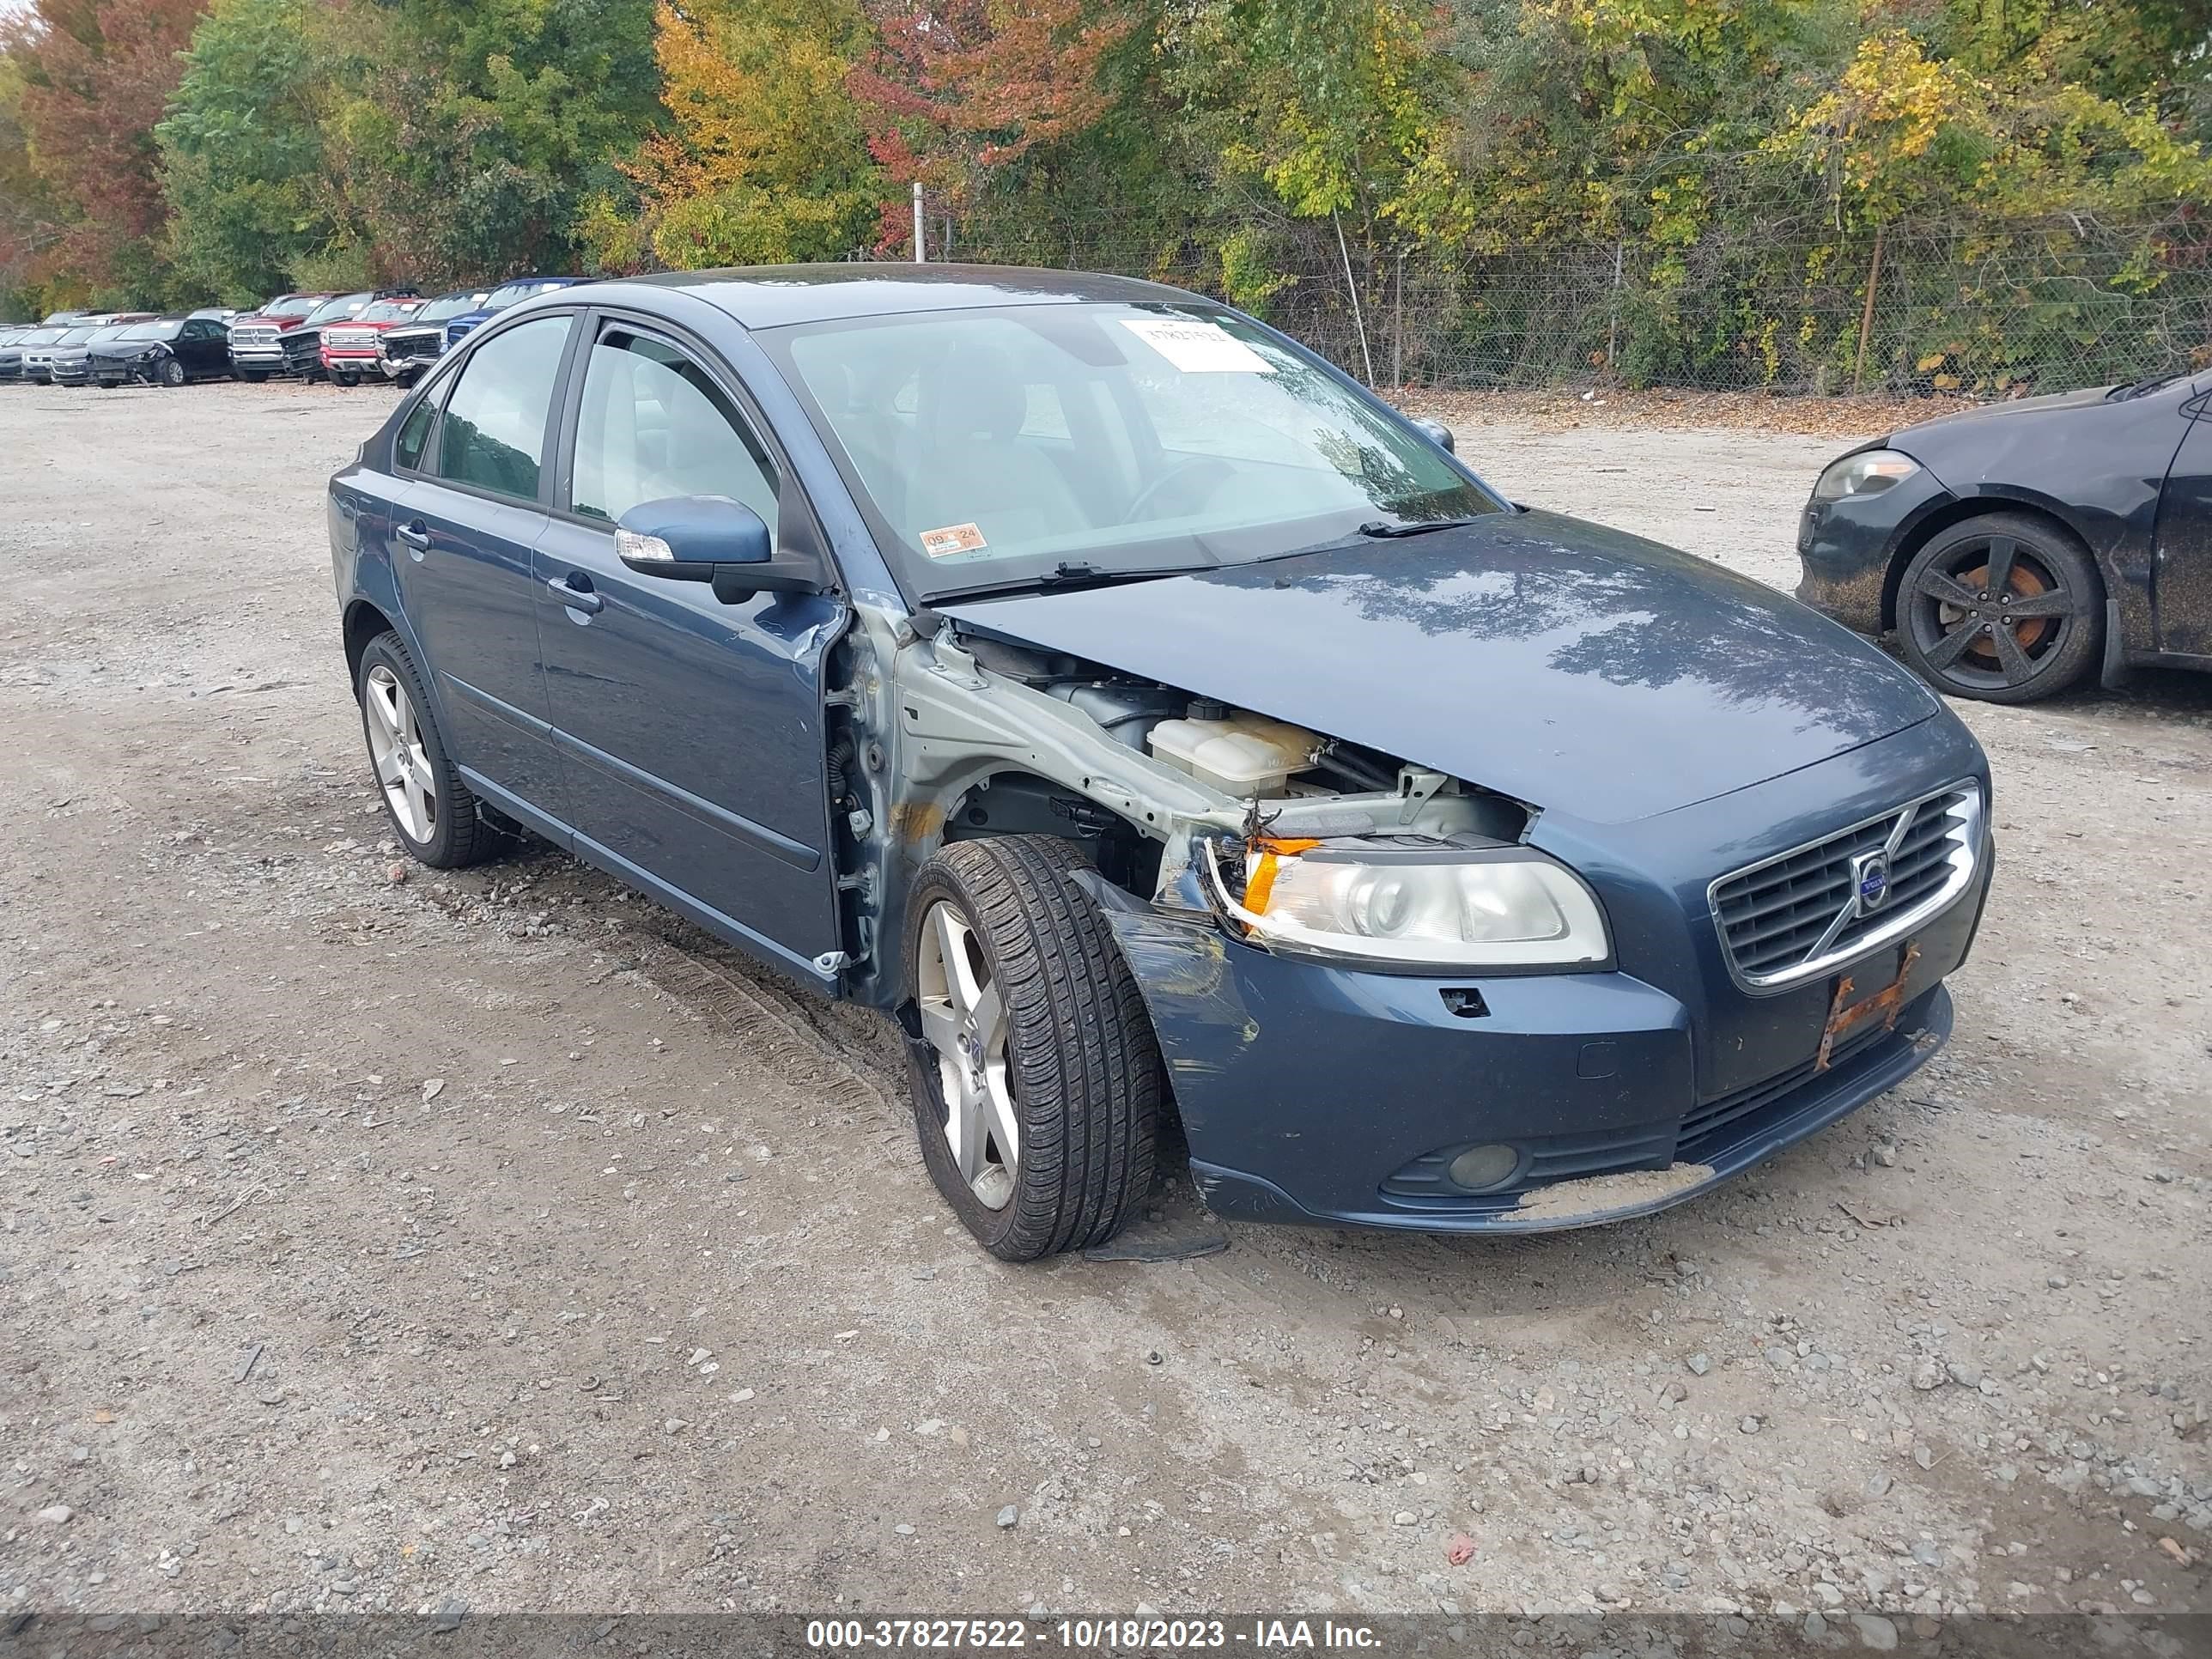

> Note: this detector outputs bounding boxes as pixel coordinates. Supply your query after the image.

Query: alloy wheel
[1904,533,2078,693]
[914,899,1018,1210]
[362,663,437,842]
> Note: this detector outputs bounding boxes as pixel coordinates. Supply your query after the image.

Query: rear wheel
[356,632,499,869]
[903,836,1161,1261]
[1897,514,2101,704]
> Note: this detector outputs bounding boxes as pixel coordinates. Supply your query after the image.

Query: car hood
[939,511,1942,824]
[88,339,164,357]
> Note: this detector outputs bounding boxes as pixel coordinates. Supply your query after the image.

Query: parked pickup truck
[373,289,488,384]
[319,296,426,386]
[227,294,334,381]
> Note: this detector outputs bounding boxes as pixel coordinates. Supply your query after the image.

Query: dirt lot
[2,380,2208,1625]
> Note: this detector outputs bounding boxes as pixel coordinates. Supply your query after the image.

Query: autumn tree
[586,0,881,270]
[3,0,210,301]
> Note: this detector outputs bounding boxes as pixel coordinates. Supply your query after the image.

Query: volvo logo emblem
[1851,851,1893,915]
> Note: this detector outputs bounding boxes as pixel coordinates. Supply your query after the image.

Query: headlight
[1813,448,1919,502]
[1200,839,1611,969]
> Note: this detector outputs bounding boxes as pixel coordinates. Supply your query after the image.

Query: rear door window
[433,316,574,502]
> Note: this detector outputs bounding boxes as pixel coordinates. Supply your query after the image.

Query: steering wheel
[1123,457,1236,524]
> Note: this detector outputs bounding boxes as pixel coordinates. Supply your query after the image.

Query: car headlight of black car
[1200,838,1611,970]
[1813,448,1920,502]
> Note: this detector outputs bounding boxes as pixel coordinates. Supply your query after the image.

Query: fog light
[1446,1143,1522,1193]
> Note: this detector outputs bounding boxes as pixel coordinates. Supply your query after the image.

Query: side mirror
[1411,416,1455,453]
[614,495,822,601]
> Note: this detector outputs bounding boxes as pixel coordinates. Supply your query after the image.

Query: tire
[240,370,266,384]
[333,371,360,388]
[903,836,1161,1261]
[157,358,185,387]
[1896,512,2102,704]
[355,631,498,869]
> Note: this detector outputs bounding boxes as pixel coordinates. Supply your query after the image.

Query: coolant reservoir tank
[1147,710,1319,798]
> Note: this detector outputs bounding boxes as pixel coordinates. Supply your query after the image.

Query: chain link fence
[887,201,2212,400]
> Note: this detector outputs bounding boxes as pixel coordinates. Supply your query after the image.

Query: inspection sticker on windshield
[1121,318,1274,374]
[920,521,988,557]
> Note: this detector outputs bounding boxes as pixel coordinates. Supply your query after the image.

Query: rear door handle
[549,574,605,615]
[395,521,431,550]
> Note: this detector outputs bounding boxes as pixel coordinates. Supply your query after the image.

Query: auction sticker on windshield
[921,522,989,557]
[1121,318,1274,374]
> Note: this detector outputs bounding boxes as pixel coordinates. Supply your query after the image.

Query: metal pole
[913,182,926,264]
[1606,240,1624,380]
[1333,211,1375,388]
[1392,250,1406,389]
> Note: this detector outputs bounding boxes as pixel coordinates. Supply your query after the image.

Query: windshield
[763,301,1503,599]
[86,325,125,342]
[263,293,314,313]
[356,301,420,324]
[418,291,488,322]
[21,328,64,345]
[307,292,370,325]
[147,320,185,340]
[58,326,96,343]
[483,280,567,310]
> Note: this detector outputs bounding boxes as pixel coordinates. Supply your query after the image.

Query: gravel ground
[1,380,2207,1625]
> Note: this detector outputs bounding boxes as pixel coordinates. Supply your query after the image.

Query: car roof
[599,263,1200,331]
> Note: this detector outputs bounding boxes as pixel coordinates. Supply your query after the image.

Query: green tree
[156,0,347,302]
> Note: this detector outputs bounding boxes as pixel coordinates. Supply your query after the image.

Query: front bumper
[321,347,378,371]
[1794,463,1950,635]
[1083,727,1992,1236]
[1096,907,1970,1235]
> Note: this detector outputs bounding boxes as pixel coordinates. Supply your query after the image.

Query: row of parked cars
[0,276,586,390]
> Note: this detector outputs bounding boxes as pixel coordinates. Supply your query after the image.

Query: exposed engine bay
[812,611,1561,991]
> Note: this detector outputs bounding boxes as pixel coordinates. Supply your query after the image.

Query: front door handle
[549,574,605,615]
[395,521,431,550]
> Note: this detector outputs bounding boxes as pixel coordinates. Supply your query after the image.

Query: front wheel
[158,359,185,387]
[1896,514,2101,703]
[356,633,499,869]
[332,370,361,387]
[904,837,1162,1261]
[240,370,267,384]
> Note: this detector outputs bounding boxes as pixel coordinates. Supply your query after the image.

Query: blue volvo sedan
[327,266,1993,1260]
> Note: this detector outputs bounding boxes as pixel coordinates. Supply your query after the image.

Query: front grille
[385,332,441,362]
[230,324,280,349]
[323,327,374,349]
[1711,783,1982,992]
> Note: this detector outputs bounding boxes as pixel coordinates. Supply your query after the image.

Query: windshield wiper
[1357,516,1486,538]
[2108,371,2185,402]
[929,558,1218,602]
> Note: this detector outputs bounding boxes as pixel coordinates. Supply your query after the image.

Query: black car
[1798,370,2212,702]
[374,289,489,384]
[88,315,234,386]
[48,323,131,386]
[0,325,64,383]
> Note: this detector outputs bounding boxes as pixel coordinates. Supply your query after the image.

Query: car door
[535,313,848,977]
[390,311,579,817]
[2154,394,2212,657]
[191,319,231,377]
